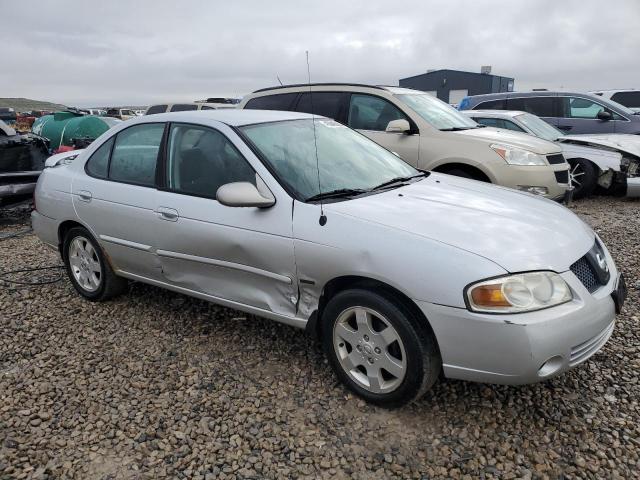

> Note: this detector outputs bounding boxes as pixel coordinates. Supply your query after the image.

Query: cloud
[1,0,638,106]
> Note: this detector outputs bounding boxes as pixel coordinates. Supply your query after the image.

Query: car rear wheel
[569,158,597,199]
[63,227,127,301]
[321,289,441,408]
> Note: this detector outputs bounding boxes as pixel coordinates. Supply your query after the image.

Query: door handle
[558,125,573,131]
[77,190,92,202]
[157,207,179,222]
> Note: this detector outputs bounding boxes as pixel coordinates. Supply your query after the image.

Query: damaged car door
[154,122,298,316]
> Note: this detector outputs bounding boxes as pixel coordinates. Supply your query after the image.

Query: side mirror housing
[597,110,613,121]
[385,119,411,133]
[216,182,275,208]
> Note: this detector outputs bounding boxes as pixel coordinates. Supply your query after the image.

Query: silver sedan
[32,110,625,407]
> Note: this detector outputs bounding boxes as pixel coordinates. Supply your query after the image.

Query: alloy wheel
[333,306,407,393]
[68,236,102,292]
[570,162,585,190]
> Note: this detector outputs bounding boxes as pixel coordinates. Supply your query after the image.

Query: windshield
[396,93,479,130]
[515,113,564,141]
[240,119,419,201]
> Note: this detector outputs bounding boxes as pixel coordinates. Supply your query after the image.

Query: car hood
[328,173,593,273]
[560,134,640,158]
[453,126,562,155]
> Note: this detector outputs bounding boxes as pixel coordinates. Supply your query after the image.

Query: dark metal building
[399,68,514,105]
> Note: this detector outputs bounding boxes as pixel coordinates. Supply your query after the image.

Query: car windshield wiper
[369,172,428,191]
[305,188,367,202]
[439,126,479,131]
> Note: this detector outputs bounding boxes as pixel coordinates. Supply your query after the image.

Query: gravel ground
[1,197,638,479]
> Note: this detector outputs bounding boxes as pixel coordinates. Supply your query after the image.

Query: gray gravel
[1,196,639,479]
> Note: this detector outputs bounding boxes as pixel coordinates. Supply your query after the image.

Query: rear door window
[109,123,165,186]
[295,92,347,122]
[348,94,408,131]
[474,99,507,110]
[244,93,299,111]
[508,97,556,117]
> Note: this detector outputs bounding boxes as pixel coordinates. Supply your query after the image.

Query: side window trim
[161,122,258,201]
[84,122,166,188]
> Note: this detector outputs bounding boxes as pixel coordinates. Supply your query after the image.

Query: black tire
[442,168,489,182]
[321,289,441,408]
[569,158,597,199]
[62,226,127,301]
[444,168,473,179]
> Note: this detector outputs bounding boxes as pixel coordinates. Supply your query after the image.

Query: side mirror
[216,182,275,208]
[597,110,613,121]
[385,119,411,133]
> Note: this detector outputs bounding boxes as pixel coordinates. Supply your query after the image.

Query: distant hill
[0,97,67,112]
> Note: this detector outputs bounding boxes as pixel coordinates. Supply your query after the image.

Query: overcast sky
[1,0,638,106]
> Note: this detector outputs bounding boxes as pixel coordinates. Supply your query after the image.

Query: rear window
[474,99,507,110]
[611,91,640,108]
[170,104,198,112]
[146,105,167,115]
[244,93,298,111]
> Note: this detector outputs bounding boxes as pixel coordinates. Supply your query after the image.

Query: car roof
[251,83,426,96]
[130,109,316,127]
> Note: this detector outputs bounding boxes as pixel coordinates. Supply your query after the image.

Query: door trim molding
[99,235,152,252]
[115,269,305,329]
[156,249,292,284]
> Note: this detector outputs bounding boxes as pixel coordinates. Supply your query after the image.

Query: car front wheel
[321,289,441,408]
[63,226,127,301]
[569,158,597,199]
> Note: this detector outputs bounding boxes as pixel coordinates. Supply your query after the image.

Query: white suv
[240,84,571,200]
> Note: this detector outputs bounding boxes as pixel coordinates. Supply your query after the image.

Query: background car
[458,91,640,135]
[240,84,570,200]
[145,102,237,115]
[31,110,623,407]
[592,89,640,113]
[462,109,640,198]
[106,108,136,120]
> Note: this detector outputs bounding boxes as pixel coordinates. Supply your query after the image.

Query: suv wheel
[63,227,127,301]
[321,289,441,408]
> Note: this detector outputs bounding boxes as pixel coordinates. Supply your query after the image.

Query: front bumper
[492,163,570,201]
[417,263,618,385]
[626,176,640,197]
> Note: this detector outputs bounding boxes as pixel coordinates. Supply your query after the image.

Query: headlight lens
[491,144,547,166]
[466,272,572,313]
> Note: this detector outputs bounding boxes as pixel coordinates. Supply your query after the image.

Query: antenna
[276,75,283,86]
[306,50,326,226]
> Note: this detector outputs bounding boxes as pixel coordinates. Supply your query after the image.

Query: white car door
[153,122,298,317]
[347,93,420,167]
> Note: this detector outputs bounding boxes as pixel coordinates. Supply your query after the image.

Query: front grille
[570,322,614,366]
[547,154,566,165]
[555,170,569,184]
[570,256,600,292]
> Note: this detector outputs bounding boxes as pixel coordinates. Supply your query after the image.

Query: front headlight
[491,144,547,166]
[466,271,572,313]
